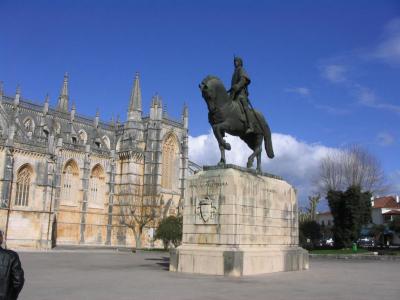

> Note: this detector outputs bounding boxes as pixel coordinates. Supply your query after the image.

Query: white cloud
[375,18,400,65]
[321,64,347,83]
[285,87,310,96]
[356,85,400,114]
[189,130,338,206]
[314,104,350,115]
[377,132,395,146]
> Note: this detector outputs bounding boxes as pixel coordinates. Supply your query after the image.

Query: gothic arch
[161,133,180,190]
[22,117,35,134]
[116,137,122,152]
[60,159,80,206]
[53,121,61,136]
[78,129,88,144]
[15,164,34,207]
[89,164,106,208]
[102,135,111,149]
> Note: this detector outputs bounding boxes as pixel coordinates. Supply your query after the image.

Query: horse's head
[199,76,229,111]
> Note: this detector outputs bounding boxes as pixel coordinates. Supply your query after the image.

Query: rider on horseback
[228,56,254,135]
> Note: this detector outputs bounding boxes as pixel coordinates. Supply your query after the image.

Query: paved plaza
[16,250,399,300]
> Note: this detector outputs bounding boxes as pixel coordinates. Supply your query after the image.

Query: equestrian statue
[199,56,274,172]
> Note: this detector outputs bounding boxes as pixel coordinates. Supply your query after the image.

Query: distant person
[0,230,25,300]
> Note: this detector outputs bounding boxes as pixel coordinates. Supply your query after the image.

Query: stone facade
[0,73,189,249]
[170,166,309,276]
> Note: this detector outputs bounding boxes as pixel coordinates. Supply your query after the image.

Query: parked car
[357,236,375,248]
[325,238,334,247]
[318,238,334,247]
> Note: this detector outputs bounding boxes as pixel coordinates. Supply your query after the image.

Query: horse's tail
[256,111,274,159]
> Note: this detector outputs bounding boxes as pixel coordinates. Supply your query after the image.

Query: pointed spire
[127,72,142,121]
[116,114,121,127]
[0,81,3,102]
[183,102,188,117]
[162,103,168,117]
[94,108,99,127]
[43,93,49,114]
[57,72,69,112]
[71,102,76,121]
[182,103,188,129]
[110,115,115,128]
[14,85,21,106]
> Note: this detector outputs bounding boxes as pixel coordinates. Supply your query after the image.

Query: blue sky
[1,0,399,207]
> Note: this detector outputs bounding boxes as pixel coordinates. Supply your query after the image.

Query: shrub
[155,216,182,249]
[299,220,321,249]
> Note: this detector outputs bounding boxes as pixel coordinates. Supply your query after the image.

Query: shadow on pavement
[144,256,170,271]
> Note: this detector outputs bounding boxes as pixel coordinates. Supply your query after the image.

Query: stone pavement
[17,250,399,300]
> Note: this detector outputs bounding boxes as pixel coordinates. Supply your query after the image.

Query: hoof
[224,143,231,150]
[218,161,226,167]
[247,161,253,168]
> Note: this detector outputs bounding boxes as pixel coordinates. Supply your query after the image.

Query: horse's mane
[202,75,226,91]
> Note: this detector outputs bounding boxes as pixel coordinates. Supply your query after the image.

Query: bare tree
[317,145,386,194]
[307,194,321,221]
[298,193,321,222]
[119,194,162,249]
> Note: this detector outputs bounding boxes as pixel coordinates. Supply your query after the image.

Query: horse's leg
[218,144,226,166]
[246,134,263,169]
[256,148,262,173]
[212,123,231,150]
[212,124,229,165]
[251,135,263,173]
[246,150,256,169]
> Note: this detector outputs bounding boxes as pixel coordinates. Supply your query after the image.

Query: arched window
[115,137,122,152]
[89,164,105,208]
[23,118,35,137]
[78,130,87,144]
[61,160,79,206]
[15,165,32,206]
[23,118,34,132]
[102,135,111,149]
[161,134,180,190]
[53,122,61,135]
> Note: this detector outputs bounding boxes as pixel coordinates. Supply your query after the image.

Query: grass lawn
[310,248,370,255]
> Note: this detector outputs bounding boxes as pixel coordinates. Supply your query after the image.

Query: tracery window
[102,135,110,149]
[89,165,105,208]
[23,118,35,137]
[15,166,32,206]
[54,122,61,135]
[24,118,33,131]
[78,130,87,144]
[61,160,79,205]
[161,134,179,190]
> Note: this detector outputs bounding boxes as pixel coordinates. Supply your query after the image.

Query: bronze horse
[199,76,274,172]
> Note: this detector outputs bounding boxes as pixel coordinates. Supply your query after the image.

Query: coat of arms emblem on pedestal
[196,196,218,224]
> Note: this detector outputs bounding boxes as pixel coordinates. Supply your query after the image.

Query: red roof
[382,209,400,215]
[373,196,400,209]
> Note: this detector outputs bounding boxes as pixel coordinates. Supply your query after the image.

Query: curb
[310,254,400,261]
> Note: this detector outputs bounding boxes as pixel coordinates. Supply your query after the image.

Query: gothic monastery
[0,73,192,249]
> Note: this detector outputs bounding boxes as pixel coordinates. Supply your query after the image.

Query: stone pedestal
[170,165,309,276]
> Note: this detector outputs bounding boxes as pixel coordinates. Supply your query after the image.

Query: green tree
[155,216,182,249]
[299,220,321,249]
[389,216,400,234]
[327,186,371,248]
